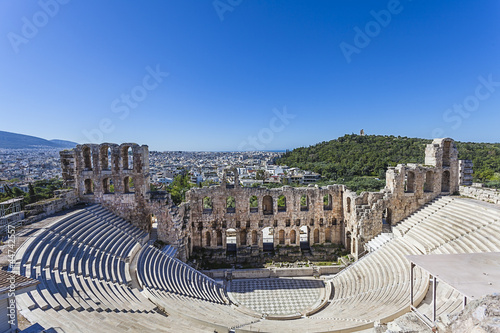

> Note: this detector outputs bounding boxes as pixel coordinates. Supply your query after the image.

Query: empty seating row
[239,197,500,332]
[137,244,227,304]
[14,205,151,314]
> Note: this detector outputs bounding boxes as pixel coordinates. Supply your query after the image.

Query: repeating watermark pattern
[432,74,499,138]
[213,0,242,21]
[339,0,408,64]
[7,0,70,54]
[7,224,17,327]
[238,106,295,151]
[82,64,169,143]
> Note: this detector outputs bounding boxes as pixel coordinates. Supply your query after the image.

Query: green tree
[255,170,266,180]
[28,183,36,203]
[166,174,195,205]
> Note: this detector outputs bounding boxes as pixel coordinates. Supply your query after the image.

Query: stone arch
[442,170,450,192]
[346,197,351,213]
[205,231,211,247]
[240,229,247,246]
[123,176,133,193]
[300,195,308,211]
[226,196,235,213]
[323,194,332,210]
[100,145,111,170]
[405,171,416,193]
[424,171,434,193]
[277,195,286,212]
[249,195,258,213]
[121,145,133,170]
[313,229,320,244]
[203,197,213,213]
[278,230,285,245]
[84,179,93,194]
[251,230,258,245]
[289,229,297,244]
[263,195,273,215]
[102,178,112,194]
[83,146,92,170]
[216,230,223,247]
[325,227,332,243]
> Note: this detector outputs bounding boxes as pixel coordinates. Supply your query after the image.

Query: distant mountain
[0,131,78,149]
[49,139,79,149]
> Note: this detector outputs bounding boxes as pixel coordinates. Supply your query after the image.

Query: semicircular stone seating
[12,197,500,333]
[12,205,239,332]
[233,197,500,332]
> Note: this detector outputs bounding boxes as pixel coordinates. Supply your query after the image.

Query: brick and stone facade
[59,138,461,262]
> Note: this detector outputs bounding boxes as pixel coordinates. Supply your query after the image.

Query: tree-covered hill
[277,134,500,185]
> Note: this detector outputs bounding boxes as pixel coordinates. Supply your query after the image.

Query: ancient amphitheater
[9,138,500,332]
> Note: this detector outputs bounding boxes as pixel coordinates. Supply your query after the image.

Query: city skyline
[1,1,499,151]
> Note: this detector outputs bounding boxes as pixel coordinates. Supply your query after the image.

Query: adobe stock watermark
[432,74,499,138]
[7,224,17,327]
[7,0,70,54]
[339,0,408,64]
[213,0,242,21]
[82,65,169,143]
[238,106,295,151]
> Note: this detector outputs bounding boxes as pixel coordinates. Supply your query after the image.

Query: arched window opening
[424,171,434,193]
[279,230,285,245]
[263,195,273,215]
[252,230,258,245]
[216,230,223,247]
[278,195,286,212]
[300,195,308,211]
[290,230,297,244]
[249,195,258,213]
[325,227,332,243]
[103,178,111,194]
[346,197,351,213]
[405,171,416,193]
[313,229,320,244]
[240,230,247,246]
[203,197,213,213]
[323,194,332,210]
[226,196,235,213]
[122,146,133,170]
[206,231,211,247]
[100,145,111,170]
[83,146,92,170]
[124,176,134,193]
[84,179,93,194]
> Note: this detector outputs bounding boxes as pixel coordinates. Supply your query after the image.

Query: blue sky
[1,0,499,151]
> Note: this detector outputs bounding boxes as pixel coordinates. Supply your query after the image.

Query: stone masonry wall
[186,180,345,260]
[343,138,460,259]
[459,185,500,205]
[59,138,461,262]
[23,189,78,225]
